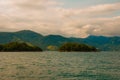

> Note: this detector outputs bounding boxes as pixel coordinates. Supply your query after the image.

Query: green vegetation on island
[47,45,58,51]
[0,42,42,52]
[59,42,98,52]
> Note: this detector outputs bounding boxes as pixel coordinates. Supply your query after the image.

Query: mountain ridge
[0,30,120,51]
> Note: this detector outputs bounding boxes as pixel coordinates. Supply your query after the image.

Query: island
[59,42,98,52]
[0,42,42,52]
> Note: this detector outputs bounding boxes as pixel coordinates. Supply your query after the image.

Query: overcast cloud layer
[0,0,120,38]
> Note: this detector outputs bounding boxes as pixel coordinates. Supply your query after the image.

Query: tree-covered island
[0,42,42,52]
[59,42,98,52]
[0,41,98,52]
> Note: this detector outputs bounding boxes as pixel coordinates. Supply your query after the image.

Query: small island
[59,42,98,52]
[0,42,42,52]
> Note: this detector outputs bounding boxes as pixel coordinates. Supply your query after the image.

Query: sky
[0,0,120,38]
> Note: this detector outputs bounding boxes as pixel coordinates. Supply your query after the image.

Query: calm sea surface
[0,52,120,80]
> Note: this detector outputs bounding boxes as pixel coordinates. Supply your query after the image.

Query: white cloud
[0,0,120,37]
[62,2,120,18]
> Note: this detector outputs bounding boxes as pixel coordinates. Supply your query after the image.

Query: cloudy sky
[0,0,120,38]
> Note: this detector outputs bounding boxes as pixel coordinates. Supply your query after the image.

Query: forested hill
[0,30,120,51]
[0,42,42,52]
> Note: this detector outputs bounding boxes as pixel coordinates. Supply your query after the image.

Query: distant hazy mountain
[0,30,120,51]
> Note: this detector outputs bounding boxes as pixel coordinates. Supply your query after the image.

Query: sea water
[0,52,119,80]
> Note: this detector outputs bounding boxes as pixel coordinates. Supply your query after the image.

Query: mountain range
[0,30,120,51]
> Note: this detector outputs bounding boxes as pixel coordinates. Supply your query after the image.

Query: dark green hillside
[82,35,120,51]
[0,32,15,43]
[0,30,44,49]
[40,35,71,49]
[14,30,43,41]
[59,42,97,52]
[0,42,42,52]
[0,30,120,51]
